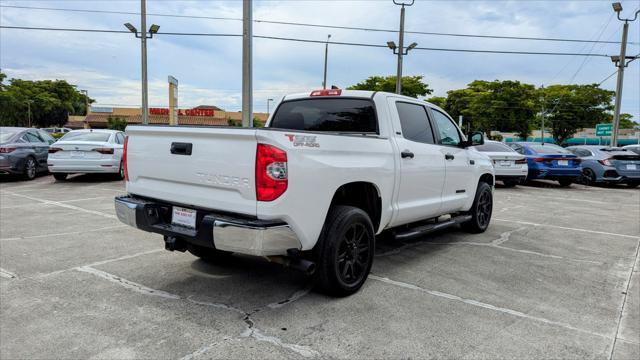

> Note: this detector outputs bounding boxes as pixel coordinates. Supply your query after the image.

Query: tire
[461,182,493,234]
[502,180,518,188]
[53,173,68,181]
[314,205,375,297]
[117,162,125,180]
[187,244,231,263]
[23,157,37,180]
[582,168,596,185]
[558,178,573,187]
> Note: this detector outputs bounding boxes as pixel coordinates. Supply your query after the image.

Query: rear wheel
[117,162,124,180]
[23,157,37,180]
[582,168,596,185]
[187,244,231,263]
[558,178,573,187]
[53,173,68,181]
[461,182,493,234]
[314,205,374,297]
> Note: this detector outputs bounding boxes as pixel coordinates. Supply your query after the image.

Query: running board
[393,215,472,241]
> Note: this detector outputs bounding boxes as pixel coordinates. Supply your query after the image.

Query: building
[67,105,269,129]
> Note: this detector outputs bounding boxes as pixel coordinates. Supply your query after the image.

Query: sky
[1,0,639,120]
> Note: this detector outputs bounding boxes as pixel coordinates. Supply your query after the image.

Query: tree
[0,71,94,127]
[426,96,446,108]
[347,75,432,98]
[107,116,127,131]
[538,84,614,144]
[602,113,638,129]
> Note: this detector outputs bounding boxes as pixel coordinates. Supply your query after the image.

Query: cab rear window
[270,98,377,133]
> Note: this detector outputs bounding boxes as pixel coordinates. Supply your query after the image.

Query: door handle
[170,142,193,155]
[401,150,414,159]
[445,153,455,160]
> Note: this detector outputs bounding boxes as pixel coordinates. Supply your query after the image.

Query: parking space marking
[494,218,640,239]
[369,274,611,340]
[1,191,117,219]
[0,268,17,279]
[0,225,127,242]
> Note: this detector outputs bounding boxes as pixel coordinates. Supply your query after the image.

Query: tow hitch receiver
[164,236,188,252]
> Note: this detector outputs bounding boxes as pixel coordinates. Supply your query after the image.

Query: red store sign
[149,108,215,116]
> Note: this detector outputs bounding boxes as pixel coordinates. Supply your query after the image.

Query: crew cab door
[388,99,445,227]
[428,107,475,212]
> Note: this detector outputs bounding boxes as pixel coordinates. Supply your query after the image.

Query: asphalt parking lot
[1,176,638,359]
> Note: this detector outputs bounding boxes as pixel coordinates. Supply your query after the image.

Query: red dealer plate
[172,206,197,228]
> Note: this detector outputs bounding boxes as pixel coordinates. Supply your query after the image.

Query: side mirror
[465,131,484,147]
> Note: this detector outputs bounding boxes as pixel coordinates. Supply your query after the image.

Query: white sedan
[472,140,528,187]
[47,129,126,181]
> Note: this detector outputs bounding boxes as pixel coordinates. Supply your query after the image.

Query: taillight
[256,143,288,201]
[533,157,547,163]
[48,147,62,153]
[515,158,527,164]
[598,158,613,166]
[123,136,129,181]
[0,147,16,153]
[310,89,342,96]
[573,158,581,164]
[93,147,114,154]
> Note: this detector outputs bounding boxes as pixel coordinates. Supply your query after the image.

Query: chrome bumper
[115,195,301,256]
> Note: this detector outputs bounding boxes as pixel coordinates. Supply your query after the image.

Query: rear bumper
[529,168,582,179]
[48,158,120,173]
[496,175,527,182]
[114,195,301,256]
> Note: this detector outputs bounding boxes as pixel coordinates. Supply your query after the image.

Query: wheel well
[330,182,381,232]
[479,173,494,186]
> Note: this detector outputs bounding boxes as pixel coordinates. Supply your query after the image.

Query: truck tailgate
[125,126,257,216]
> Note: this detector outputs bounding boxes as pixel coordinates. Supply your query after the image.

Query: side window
[37,130,56,144]
[431,109,461,146]
[24,132,42,143]
[395,102,435,144]
[509,144,525,155]
[115,133,124,144]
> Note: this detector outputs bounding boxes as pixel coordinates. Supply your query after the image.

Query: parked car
[0,127,55,180]
[114,89,495,296]
[42,127,72,134]
[472,140,528,187]
[47,129,126,181]
[567,146,640,188]
[622,144,640,155]
[507,142,581,187]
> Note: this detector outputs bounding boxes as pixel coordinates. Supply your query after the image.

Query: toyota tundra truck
[115,89,494,296]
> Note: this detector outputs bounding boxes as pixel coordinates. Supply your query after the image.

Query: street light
[124,0,160,125]
[267,98,274,115]
[389,0,415,95]
[322,34,331,89]
[609,2,640,147]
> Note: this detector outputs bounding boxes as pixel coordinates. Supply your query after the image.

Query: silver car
[0,127,56,180]
[472,140,528,187]
[567,145,640,188]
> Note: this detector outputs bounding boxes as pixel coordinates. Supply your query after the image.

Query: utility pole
[140,0,148,124]
[242,0,253,127]
[611,3,639,147]
[394,1,413,94]
[26,100,32,127]
[539,86,545,144]
[81,90,89,116]
[267,98,273,116]
[322,34,331,89]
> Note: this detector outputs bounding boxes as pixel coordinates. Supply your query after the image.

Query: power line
[598,70,619,85]
[1,4,636,45]
[0,26,613,57]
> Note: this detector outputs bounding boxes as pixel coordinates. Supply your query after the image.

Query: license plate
[71,151,84,158]
[498,160,512,167]
[172,207,197,228]
[627,164,637,170]
[558,160,569,166]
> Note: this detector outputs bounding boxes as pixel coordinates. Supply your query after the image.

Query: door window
[115,133,125,144]
[23,132,43,143]
[508,143,525,155]
[431,109,461,146]
[395,102,434,144]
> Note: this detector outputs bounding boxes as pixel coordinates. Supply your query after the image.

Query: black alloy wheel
[336,223,371,286]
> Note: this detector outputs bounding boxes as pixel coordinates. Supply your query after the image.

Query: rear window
[270,98,377,133]
[0,129,21,143]
[60,132,111,142]
[528,144,571,154]
[474,142,514,152]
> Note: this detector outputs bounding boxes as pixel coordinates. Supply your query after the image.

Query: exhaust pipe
[267,256,316,275]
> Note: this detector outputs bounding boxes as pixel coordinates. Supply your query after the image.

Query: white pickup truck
[115,89,494,296]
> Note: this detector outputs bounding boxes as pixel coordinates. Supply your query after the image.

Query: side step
[393,215,472,241]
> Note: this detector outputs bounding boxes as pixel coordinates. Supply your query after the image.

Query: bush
[51,132,65,139]
[107,116,127,131]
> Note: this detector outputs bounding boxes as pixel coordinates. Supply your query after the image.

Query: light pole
[610,2,639,147]
[242,0,253,127]
[267,98,274,115]
[389,0,415,94]
[124,1,160,125]
[80,90,89,116]
[25,100,33,127]
[322,34,331,89]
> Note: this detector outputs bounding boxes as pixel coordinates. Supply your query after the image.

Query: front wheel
[558,178,573,187]
[314,205,375,297]
[461,182,493,234]
[53,173,68,181]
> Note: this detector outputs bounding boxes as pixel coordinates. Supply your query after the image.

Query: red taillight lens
[93,147,114,154]
[0,147,16,153]
[515,158,527,164]
[533,157,547,163]
[256,143,288,201]
[48,147,62,153]
[598,158,613,166]
[123,136,129,181]
[573,158,581,164]
[310,89,342,96]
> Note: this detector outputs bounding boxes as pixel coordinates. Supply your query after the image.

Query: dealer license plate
[172,207,197,228]
[71,151,84,158]
[498,160,512,167]
[557,160,569,166]
[627,164,637,170]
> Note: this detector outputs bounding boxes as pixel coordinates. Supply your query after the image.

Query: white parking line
[0,225,126,241]
[1,191,117,219]
[0,268,17,279]
[494,218,640,239]
[369,274,610,339]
